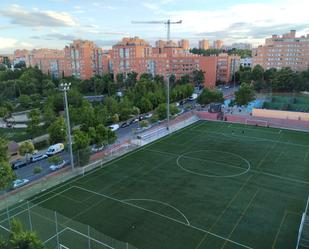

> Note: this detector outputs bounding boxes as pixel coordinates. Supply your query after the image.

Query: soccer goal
[245,119,269,127]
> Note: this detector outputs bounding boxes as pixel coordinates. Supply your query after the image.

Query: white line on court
[123,198,190,225]
[74,185,254,249]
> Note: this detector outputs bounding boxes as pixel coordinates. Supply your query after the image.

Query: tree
[197,88,224,105]
[192,70,205,86]
[0,138,15,190]
[27,110,41,137]
[73,130,90,166]
[252,65,264,81]
[234,83,255,106]
[48,117,66,144]
[155,103,179,120]
[18,95,32,109]
[8,219,46,249]
[19,141,35,163]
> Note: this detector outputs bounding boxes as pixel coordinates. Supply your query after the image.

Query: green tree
[18,95,32,109]
[234,83,255,106]
[73,130,90,166]
[0,160,15,190]
[48,117,66,144]
[27,110,41,137]
[197,88,224,105]
[19,141,35,163]
[155,104,179,120]
[192,70,205,86]
[9,219,46,249]
[252,65,264,81]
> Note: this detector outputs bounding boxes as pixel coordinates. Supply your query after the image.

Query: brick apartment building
[216,53,241,83]
[111,37,217,88]
[252,30,309,71]
[213,40,224,49]
[64,40,103,79]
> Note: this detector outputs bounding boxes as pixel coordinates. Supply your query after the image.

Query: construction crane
[132,19,182,130]
[132,19,182,42]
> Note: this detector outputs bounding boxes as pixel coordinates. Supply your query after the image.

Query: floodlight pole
[60,82,74,170]
[167,75,170,131]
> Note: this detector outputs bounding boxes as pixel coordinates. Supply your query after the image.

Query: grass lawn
[1,121,309,249]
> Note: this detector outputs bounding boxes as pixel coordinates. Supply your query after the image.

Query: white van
[46,143,64,157]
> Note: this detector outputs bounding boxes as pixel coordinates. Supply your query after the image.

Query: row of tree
[239,65,309,92]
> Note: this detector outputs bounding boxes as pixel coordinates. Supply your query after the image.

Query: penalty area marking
[177,150,251,178]
[74,185,253,249]
[123,198,190,225]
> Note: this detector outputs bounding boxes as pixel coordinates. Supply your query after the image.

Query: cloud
[0,4,78,27]
[166,0,309,45]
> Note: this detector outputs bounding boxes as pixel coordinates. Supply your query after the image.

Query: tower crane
[132,19,182,130]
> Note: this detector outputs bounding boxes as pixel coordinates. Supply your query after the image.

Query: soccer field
[2,121,309,249]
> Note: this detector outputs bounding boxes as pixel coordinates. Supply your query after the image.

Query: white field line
[176,150,251,178]
[123,198,190,225]
[74,185,253,249]
[0,223,11,233]
[191,129,309,148]
[145,148,309,186]
[44,227,67,244]
[1,121,200,217]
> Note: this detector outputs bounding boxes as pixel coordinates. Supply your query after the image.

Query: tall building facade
[111,37,217,88]
[178,39,190,50]
[216,53,240,83]
[213,40,224,49]
[30,49,67,79]
[252,30,309,71]
[199,39,210,50]
[64,40,103,79]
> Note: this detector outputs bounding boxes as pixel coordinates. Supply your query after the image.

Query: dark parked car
[11,159,27,170]
[120,121,130,128]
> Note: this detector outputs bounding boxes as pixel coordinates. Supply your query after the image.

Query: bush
[33,166,42,174]
[150,114,159,123]
[140,120,149,128]
[48,155,62,164]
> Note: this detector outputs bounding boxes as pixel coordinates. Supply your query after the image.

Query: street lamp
[59,82,74,170]
[166,75,170,131]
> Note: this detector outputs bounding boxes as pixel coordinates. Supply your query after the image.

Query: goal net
[296,196,309,249]
[245,119,269,127]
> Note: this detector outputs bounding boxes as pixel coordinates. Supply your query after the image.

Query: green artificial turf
[1,121,309,249]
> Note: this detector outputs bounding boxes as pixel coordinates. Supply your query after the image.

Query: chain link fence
[0,203,137,249]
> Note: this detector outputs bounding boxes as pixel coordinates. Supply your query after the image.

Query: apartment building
[64,40,103,80]
[199,39,210,50]
[30,49,66,79]
[252,30,309,71]
[13,49,31,66]
[213,40,224,49]
[216,53,240,83]
[178,39,190,50]
[111,37,217,88]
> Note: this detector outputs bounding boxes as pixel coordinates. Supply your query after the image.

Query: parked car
[188,93,198,101]
[46,143,64,157]
[11,159,27,170]
[30,154,48,163]
[49,160,67,171]
[139,116,145,121]
[91,144,105,153]
[120,121,130,128]
[145,113,153,119]
[13,179,29,189]
[179,100,187,105]
[109,124,120,132]
[130,118,139,124]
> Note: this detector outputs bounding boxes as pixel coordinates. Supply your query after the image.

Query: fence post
[27,201,32,231]
[6,206,11,230]
[88,225,91,249]
[55,211,59,248]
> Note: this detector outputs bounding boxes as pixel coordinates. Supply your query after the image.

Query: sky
[0,0,309,53]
